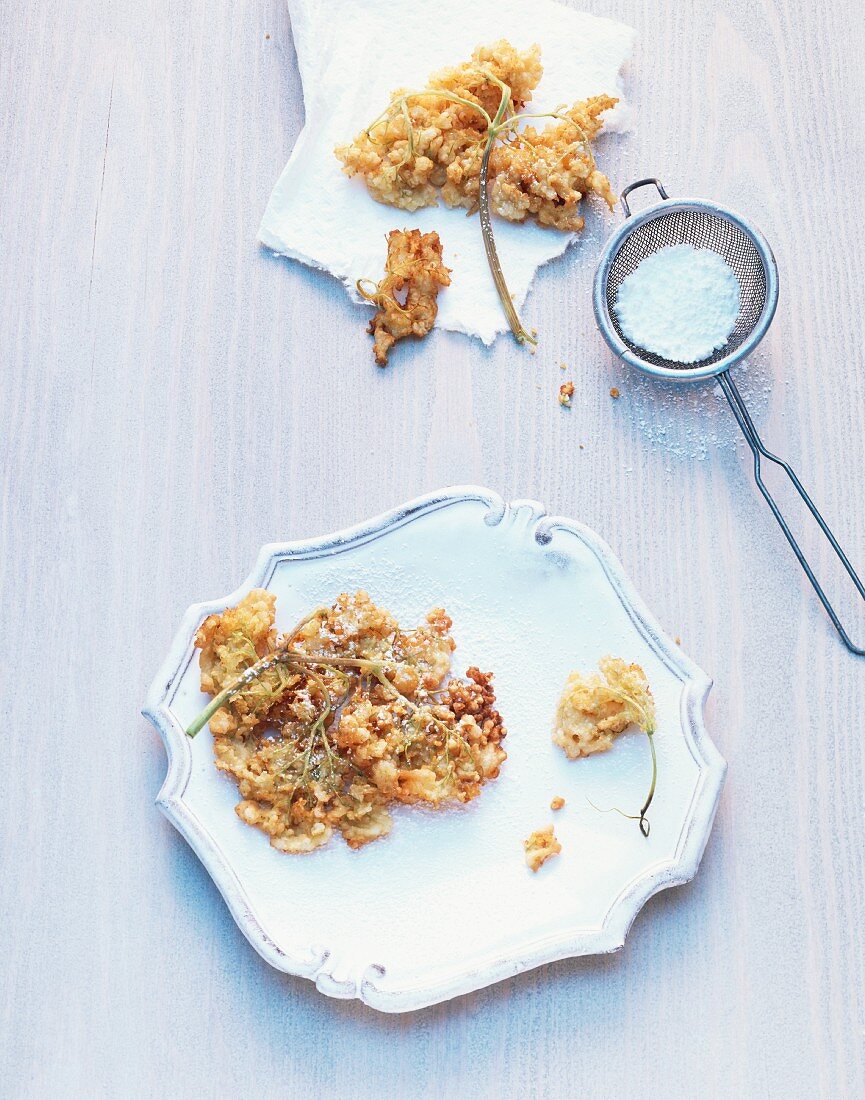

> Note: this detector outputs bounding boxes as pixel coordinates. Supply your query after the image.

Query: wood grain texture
[2,0,864,1096]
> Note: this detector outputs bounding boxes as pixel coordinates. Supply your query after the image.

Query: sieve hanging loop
[718,372,865,656]
[594,180,865,655]
[620,178,669,219]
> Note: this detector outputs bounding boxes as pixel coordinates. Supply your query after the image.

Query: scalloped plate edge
[142,485,726,1012]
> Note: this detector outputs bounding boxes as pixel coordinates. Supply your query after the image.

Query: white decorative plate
[143,487,725,1012]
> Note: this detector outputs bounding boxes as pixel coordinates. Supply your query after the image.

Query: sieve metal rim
[593,195,779,382]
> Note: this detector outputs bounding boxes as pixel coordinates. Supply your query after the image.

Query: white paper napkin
[259,0,635,344]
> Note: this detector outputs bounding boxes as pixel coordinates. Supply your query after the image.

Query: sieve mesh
[604,208,769,371]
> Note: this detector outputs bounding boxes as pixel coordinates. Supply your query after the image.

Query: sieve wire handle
[620,178,669,218]
[718,371,865,656]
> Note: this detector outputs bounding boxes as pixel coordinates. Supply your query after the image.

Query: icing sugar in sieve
[613,243,741,364]
[593,178,865,656]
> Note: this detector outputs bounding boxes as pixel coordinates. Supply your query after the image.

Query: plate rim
[142,485,726,1012]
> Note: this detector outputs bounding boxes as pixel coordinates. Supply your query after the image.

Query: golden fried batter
[552,656,655,759]
[360,228,451,365]
[524,825,561,872]
[484,98,616,231]
[193,590,507,853]
[336,40,616,232]
[195,590,296,737]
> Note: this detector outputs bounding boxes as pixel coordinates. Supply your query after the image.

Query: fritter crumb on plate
[550,796,565,811]
[359,228,451,365]
[193,589,506,853]
[524,825,561,872]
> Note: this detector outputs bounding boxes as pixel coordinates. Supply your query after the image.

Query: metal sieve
[593,178,864,655]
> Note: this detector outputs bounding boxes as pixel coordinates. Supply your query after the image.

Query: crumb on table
[610,386,620,399]
[559,381,574,407]
[550,796,566,811]
[524,825,561,872]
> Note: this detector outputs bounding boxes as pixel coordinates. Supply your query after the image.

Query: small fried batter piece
[524,825,561,872]
[553,656,655,759]
[361,229,451,365]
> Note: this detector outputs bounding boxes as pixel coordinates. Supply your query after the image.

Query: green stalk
[478,82,537,347]
[185,649,393,738]
[637,729,657,837]
[185,651,289,737]
[362,73,541,347]
[478,131,537,347]
[587,726,657,837]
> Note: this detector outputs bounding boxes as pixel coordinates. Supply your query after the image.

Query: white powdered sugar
[614,244,741,363]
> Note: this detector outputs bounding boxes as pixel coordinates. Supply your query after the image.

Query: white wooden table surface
[3,0,865,1096]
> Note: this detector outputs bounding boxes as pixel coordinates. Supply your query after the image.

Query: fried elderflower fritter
[335,40,616,232]
[553,657,654,759]
[524,825,561,872]
[485,98,616,231]
[191,590,507,853]
[336,40,616,346]
[553,656,658,836]
[359,228,451,365]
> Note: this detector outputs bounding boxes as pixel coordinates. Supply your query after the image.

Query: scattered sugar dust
[615,351,773,462]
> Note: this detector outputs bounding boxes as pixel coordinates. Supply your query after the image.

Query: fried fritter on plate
[552,656,654,759]
[193,589,506,853]
[524,825,561,872]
